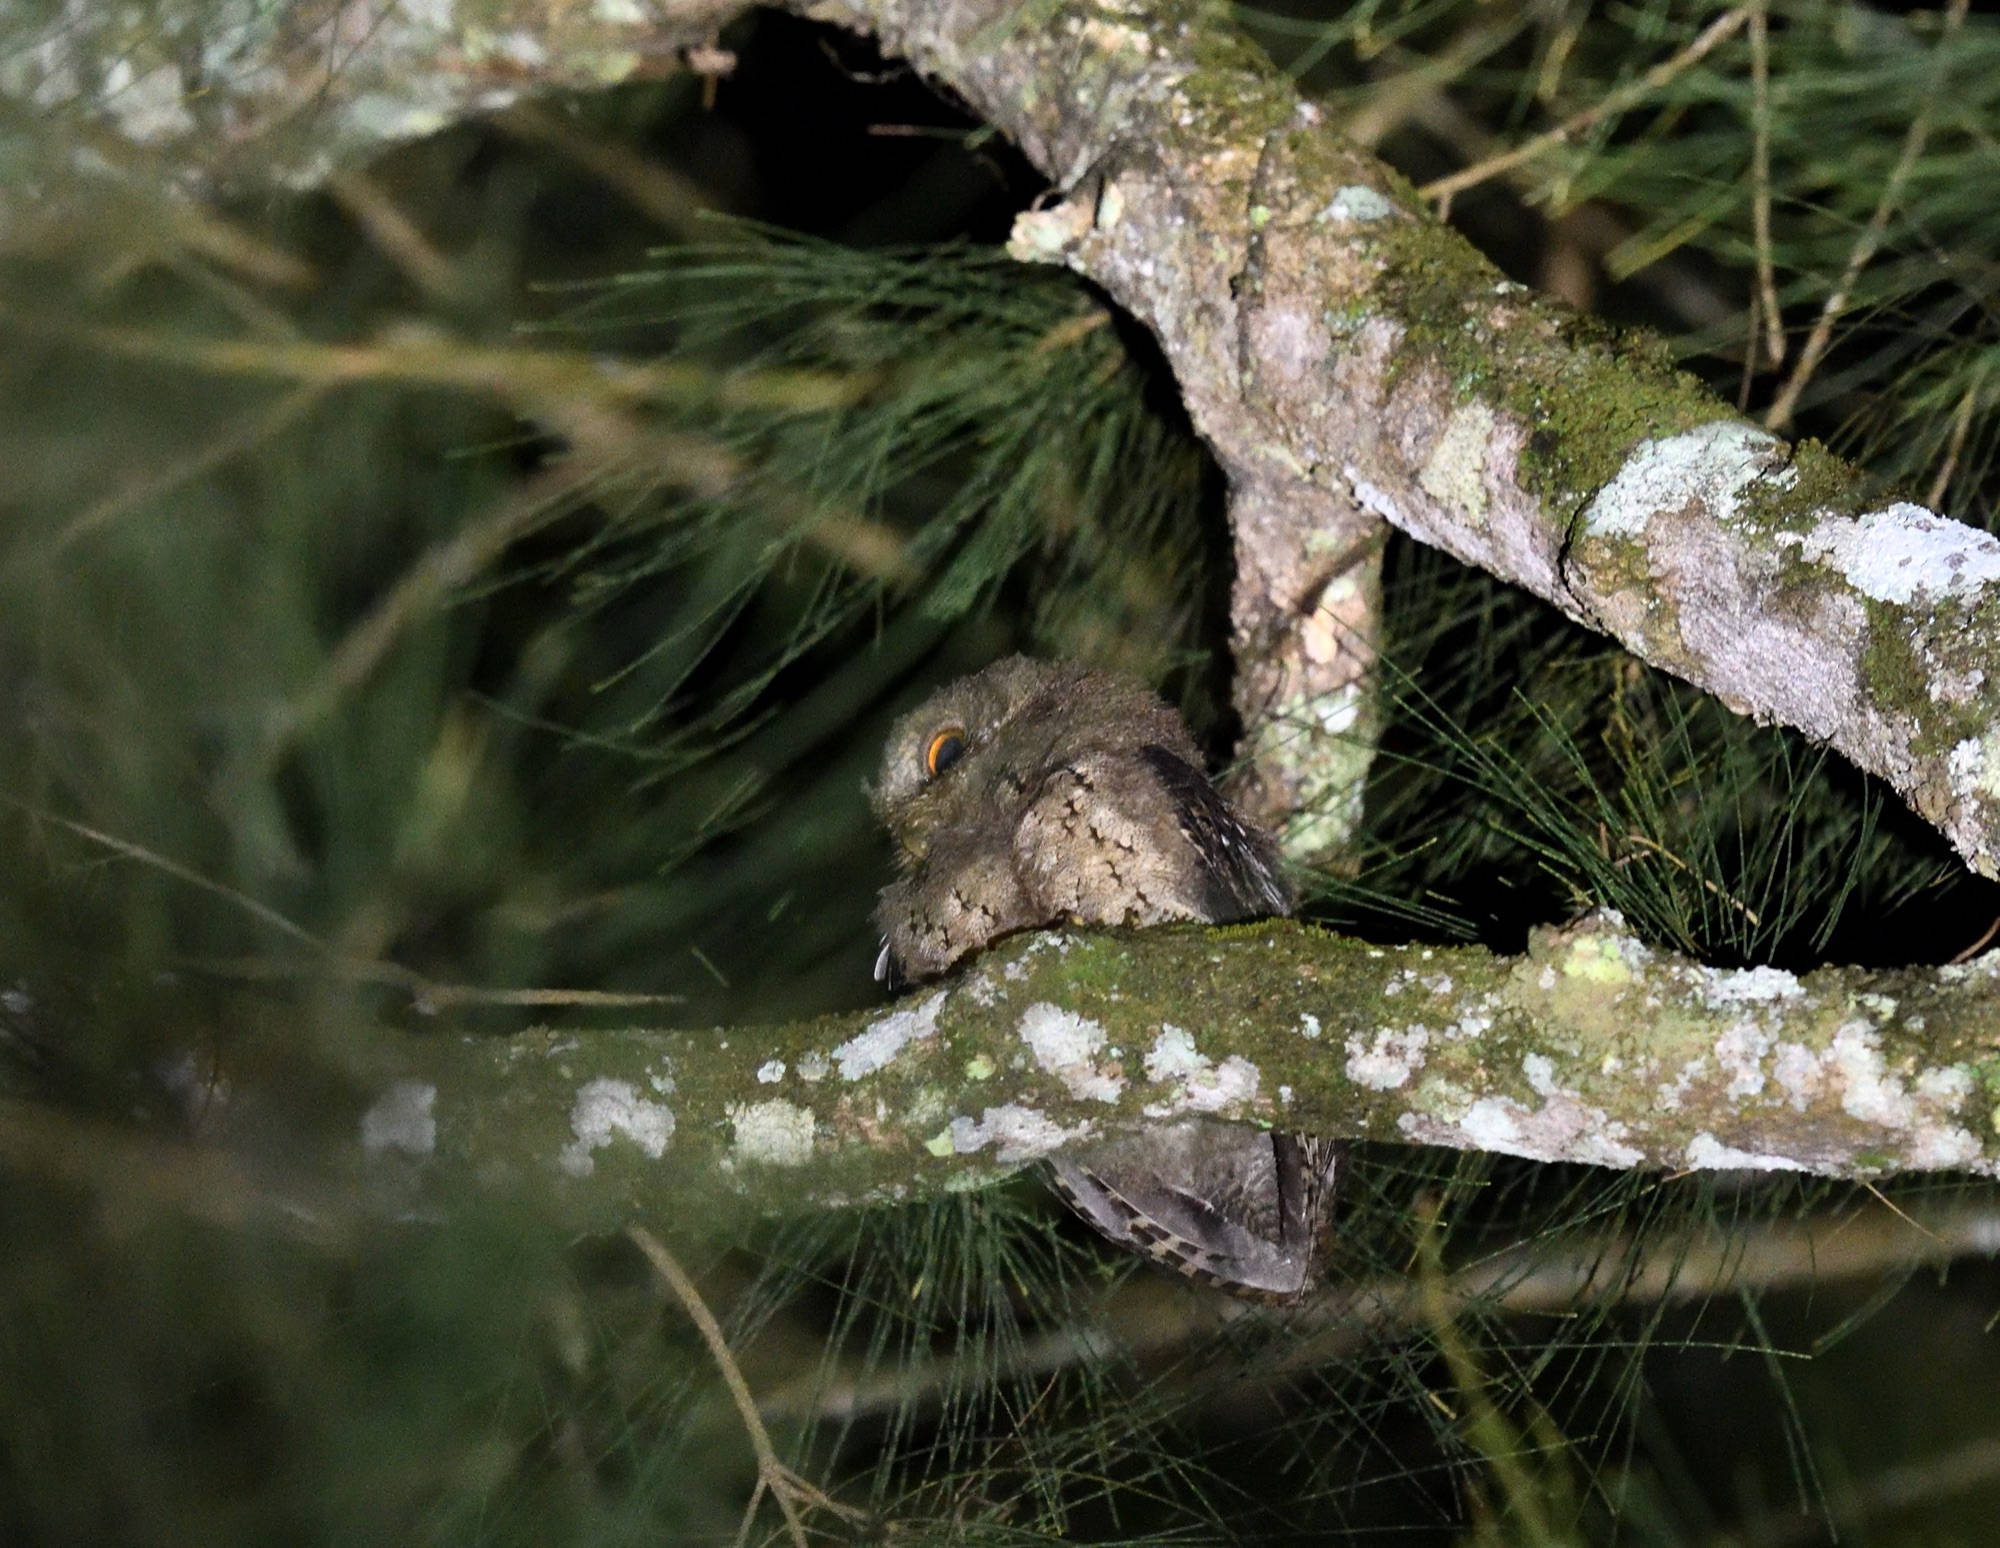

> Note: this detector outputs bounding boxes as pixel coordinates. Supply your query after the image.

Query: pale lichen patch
[727,1100,815,1167]
[1771,1042,1823,1111]
[361,1079,437,1158]
[1139,1025,1260,1115]
[1321,184,1395,223]
[1685,1133,1808,1172]
[1565,941,1628,985]
[949,1104,1088,1163]
[1180,1057,1262,1114]
[1699,965,1802,1007]
[833,991,946,1080]
[1581,421,1791,539]
[1018,1002,1123,1103]
[560,1078,675,1177]
[1344,1026,1430,1090]
[1145,1024,1207,1083]
[1400,1091,1644,1169]
[1418,403,1496,524]
[1714,1021,1772,1100]
[756,1059,785,1084]
[1798,503,2000,606]
[1829,1020,1911,1127]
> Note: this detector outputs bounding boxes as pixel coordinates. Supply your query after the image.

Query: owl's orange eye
[924,727,966,778]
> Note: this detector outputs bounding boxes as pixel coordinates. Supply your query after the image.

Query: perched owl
[871,656,1338,1302]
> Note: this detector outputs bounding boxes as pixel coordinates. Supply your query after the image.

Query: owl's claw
[873,940,894,984]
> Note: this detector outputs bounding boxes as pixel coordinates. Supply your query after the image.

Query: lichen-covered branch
[15,1,2000,871]
[301,914,2000,1222]
[799,0,2000,877]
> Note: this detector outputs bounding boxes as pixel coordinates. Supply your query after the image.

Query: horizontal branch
[247,914,2000,1226]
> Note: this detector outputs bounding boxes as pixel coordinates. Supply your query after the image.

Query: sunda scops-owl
[871,656,1337,1302]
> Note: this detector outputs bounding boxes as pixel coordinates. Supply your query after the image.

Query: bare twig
[7,317,863,420]
[1926,379,1981,510]
[1948,910,2000,965]
[27,385,323,562]
[326,166,464,305]
[1617,831,1763,925]
[1748,0,1786,370]
[1766,0,1970,430]
[26,810,680,1014]
[492,103,712,236]
[1420,8,1750,209]
[193,956,685,1010]
[261,459,604,758]
[763,1196,2000,1424]
[1341,16,1529,152]
[1703,1432,2000,1548]
[628,1226,863,1548]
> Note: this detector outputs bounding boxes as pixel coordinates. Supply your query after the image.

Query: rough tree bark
[12,0,2000,1201]
[174,913,2000,1219]
[12,0,2000,871]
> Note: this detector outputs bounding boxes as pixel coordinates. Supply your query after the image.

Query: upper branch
[14,0,2000,869]
[806,0,2000,876]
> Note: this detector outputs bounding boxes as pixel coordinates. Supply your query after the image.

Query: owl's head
[868,656,1227,983]
[870,656,1198,852]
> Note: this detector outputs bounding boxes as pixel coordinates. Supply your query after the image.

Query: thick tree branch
[246,914,2000,1223]
[14,0,2000,875]
[803,0,2000,878]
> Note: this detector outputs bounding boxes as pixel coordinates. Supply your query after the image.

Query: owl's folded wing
[1133,744,1291,922]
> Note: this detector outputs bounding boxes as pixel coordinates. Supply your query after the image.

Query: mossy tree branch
[14,0,2000,873]
[17,2,2000,1205]
[295,914,2000,1223]
[799,0,2000,877]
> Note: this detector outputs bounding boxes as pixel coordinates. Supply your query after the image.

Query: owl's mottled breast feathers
[870,656,1335,1303]
[869,656,1288,983]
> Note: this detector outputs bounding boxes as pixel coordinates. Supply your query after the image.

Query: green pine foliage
[0,6,1996,1546]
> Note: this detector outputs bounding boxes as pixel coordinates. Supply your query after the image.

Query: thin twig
[1748,0,1786,370]
[1926,379,1980,510]
[27,385,324,562]
[628,1226,865,1548]
[327,167,464,305]
[492,103,711,237]
[1859,1180,1944,1246]
[23,809,325,954]
[21,810,674,1015]
[191,956,686,1010]
[1419,8,1750,209]
[762,1198,2000,1424]
[1766,0,1970,430]
[1342,16,1529,151]
[1948,909,2000,965]
[14,316,861,418]
[1619,832,1763,925]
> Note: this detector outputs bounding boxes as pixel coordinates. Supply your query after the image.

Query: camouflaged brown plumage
[871,656,1337,1302]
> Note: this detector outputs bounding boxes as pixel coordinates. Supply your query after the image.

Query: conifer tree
[3,0,2000,1542]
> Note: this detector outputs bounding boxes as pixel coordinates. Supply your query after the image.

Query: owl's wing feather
[1047,1129,1339,1304]
[1136,745,1290,922]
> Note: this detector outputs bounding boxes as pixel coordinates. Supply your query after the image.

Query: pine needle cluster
[0,6,1994,1546]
